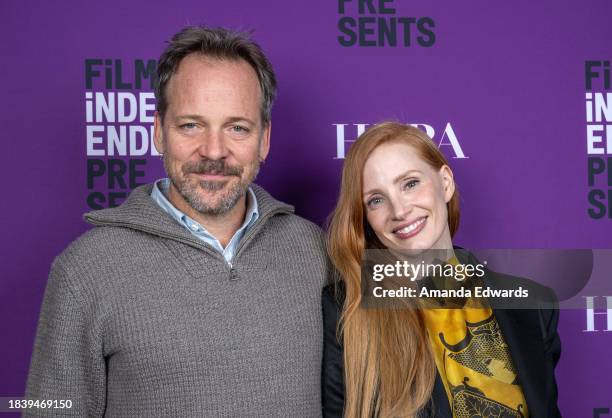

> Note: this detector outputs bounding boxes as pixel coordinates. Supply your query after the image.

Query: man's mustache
[182,159,243,177]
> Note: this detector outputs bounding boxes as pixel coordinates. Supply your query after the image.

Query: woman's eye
[402,179,419,190]
[366,197,383,209]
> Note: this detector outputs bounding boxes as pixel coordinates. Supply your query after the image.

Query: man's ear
[153,111,165,154]
[259,120,271,161]
[439,165,455,203]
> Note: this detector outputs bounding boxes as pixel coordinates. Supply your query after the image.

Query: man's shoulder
[273,212,324,237]
[53,224,154,274]
[261,213,329,270]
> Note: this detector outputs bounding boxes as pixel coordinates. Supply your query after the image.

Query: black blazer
[321,252,562,418]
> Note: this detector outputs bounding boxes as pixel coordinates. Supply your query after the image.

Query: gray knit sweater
[25,184,329,417]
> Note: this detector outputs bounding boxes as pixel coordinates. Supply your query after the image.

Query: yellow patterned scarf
[420,261,528,418]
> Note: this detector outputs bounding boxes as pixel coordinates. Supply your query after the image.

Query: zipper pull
[228,261,238,281]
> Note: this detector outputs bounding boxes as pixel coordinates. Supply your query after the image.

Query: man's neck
[167,185,247,248]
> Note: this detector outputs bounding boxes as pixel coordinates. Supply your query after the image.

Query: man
[25,26,328,417]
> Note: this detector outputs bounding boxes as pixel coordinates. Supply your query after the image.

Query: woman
[322,122,561,418]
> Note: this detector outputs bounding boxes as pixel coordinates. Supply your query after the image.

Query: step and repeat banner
[2,0,611,416]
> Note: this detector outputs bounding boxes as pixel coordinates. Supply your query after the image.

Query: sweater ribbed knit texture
[25,183,329,417]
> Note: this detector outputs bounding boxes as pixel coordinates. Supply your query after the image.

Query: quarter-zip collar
[84,183,294,260]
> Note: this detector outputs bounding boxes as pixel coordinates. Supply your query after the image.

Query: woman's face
[362,141,455,251]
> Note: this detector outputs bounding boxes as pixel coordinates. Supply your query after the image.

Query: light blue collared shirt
[150,178,259,263]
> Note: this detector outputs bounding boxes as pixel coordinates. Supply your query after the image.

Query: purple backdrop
[2,0,611,416]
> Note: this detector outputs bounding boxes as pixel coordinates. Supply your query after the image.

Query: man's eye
[180,123,197,130]
[231,125,249,133]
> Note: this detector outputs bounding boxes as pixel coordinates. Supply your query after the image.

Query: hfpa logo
[584,296,612,332]
[333,122,467,159]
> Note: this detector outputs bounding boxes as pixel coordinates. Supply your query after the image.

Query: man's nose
[198,129,229,160]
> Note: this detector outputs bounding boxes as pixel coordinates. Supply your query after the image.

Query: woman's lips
[392,217,427,239]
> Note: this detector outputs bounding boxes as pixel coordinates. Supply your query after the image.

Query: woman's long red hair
[327,122,460,417]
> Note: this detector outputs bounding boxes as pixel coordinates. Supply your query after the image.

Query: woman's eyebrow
[393,169,422,183]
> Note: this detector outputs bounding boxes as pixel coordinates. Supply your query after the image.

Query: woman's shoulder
[321,285,346,416]
[322,282,345,342]
[323,280,344,301]
[457,248,559,309]
[322,282,345,306]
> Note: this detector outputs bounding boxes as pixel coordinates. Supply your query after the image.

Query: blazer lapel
[430,372,452,417]
[425,310,547,418]
[491,289,549,417]
[461,249,550,417]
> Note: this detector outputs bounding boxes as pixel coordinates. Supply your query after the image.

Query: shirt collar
[150,178,259,245]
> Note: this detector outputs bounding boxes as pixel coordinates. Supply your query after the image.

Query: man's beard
[164,157,259,215]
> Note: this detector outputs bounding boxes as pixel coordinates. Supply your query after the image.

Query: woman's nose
[390,196,412,221]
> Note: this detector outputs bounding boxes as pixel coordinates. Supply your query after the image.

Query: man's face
[154,55,270,216]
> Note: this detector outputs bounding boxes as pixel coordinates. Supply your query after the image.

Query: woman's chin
[385,239,431,254]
